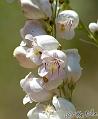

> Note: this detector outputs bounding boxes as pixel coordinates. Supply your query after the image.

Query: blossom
[89,20,98,33]
[21,34,60,65]
[27,104,60,119]
[20,72,53,104]
[65,49,82,83]
[15,35,60,68]
[20,20,47,40]
[13,46,37,68]
[52,96,76,119]
[27,96,76,119]
[38,50,67,90]
[56,10,79,40]
[20,0,52,19]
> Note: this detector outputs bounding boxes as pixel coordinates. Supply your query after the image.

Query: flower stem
[53,0,58,38]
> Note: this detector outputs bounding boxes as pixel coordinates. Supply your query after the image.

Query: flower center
[48,58,61,75]
[58,17,74,31]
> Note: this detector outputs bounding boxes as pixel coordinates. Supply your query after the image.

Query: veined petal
[56,10,79,30]
[38,50,67,90]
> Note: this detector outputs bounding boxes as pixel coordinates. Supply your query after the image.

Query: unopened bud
[89,22,98,33]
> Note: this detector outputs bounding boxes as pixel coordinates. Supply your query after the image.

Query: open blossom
[52,96,76,119]
[20,72,53,104]
[27,96,76,119]
[20,20,47,40]
[14,34,60,68]
[89,20,98,33]
[24,34,60,65]
[38,50,67,90]
[56,10,79,40]
[65,49,82,83]
[20,0,52,19]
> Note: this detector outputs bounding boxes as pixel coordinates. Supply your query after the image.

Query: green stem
[53,0,58,38]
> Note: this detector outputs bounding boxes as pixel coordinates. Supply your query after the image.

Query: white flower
[52,96,76,119]
[27,96,76,119]
[20,72,53,104]
[13,46,37,68]
[56,10,79,40]
[20,0,52,19]
[38,50,67,90]
[20,20,47,40]
[89,21,98,33]
[65,49,82,82]
[27,104,60,119]
[21,34,60,65]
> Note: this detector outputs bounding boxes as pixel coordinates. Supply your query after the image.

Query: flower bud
[56,10,79,40]
[89,22,98,33]
[56,10,79,31]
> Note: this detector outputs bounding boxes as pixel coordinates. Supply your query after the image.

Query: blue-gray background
[0,0,98,119]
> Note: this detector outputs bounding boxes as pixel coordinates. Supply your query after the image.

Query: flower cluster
[13,0,82,119]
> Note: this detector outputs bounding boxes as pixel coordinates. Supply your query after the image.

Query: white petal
[46,50,67,63]
[38,65,48,77]
[52,96,76,112]
[27,104,46,119]
[20,72,34,93]
[39,0,52,18]
[35,35,60,50]
[43,79,63,90]
[20,20,47,39]
[57,29,75,40]
[23,95,32,105]
[65,49,82,82]
[13,46,37,68]
[29,78,43,92]
[20,0,45,19]
[29,89,53,102]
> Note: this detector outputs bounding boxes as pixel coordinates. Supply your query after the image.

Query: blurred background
[0,0,98,119]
